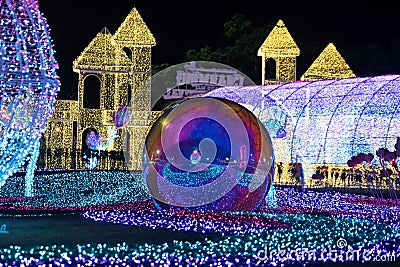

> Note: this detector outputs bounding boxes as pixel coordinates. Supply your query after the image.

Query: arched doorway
[127,83,132,106]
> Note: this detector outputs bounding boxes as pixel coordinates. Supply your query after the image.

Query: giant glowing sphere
[0,0,60,186]
[143,97,274,211]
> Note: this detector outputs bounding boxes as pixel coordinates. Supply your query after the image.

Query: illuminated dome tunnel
[205,74,400,179]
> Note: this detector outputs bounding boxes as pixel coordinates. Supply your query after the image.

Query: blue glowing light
[0,0,60,186]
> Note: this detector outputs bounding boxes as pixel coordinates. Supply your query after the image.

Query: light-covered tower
[72,27,132,156]
[112,7,155,111]
[258,20,300,84]
[111,7,161,170]
[72,7,160,170]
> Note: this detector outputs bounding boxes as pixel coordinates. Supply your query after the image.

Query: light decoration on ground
[0,173,399,266]
[205,74,400,182]
[257,19,300,84]
[301,43,356,81]
[83,209,290,235]
[0,171,149,208]
[0,0,60,187]
[1,187,399,266]
[83,106,132,169]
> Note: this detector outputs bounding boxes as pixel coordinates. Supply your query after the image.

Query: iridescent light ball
[143,97,274,211]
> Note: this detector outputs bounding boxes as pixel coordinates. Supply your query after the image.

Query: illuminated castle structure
[45,7,161,170]
[44,14,393,182]
[258,20,354,84]
[300,43,355,81]
[257,20,300,84]
[207,19,400,182]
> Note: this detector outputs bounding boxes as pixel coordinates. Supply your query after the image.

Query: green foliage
[184,14,400,82]
[185,14,274,84]
[152,63,171,75]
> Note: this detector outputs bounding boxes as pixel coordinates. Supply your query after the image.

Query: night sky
[38,0,400,99]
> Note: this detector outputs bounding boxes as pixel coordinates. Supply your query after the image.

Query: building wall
[44,100,78,169]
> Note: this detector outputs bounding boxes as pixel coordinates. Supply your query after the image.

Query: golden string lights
[46,7,159,170]
[257,20,300,84]
[301,43,356,81]
[44,12,358,173]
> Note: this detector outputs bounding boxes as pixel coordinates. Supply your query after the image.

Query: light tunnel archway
[205,74,400,180]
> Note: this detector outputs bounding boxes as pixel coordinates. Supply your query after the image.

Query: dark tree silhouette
[184,14,400,83]
[185,14,274,84]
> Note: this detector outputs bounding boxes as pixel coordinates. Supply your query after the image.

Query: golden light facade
[112,8,156,46]
[111,8,159,170]
[44,100,78,169]
[45,7,160,170]
[300,43,356,81]
[72,29,132,73]
[257,20,300,84]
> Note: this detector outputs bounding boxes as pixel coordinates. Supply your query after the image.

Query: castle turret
[112,7,156,111]
[71,7,160,170]
[258,20,300,84]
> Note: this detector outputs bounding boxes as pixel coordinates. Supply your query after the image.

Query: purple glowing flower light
[83,105,131,169]
[113,105,132,129]
[86,131,103,150]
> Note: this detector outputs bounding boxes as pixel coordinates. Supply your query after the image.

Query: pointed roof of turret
[300,43,356,81]
[73,27,132,72]
[258,19,300,57]
[112,7,156,46]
